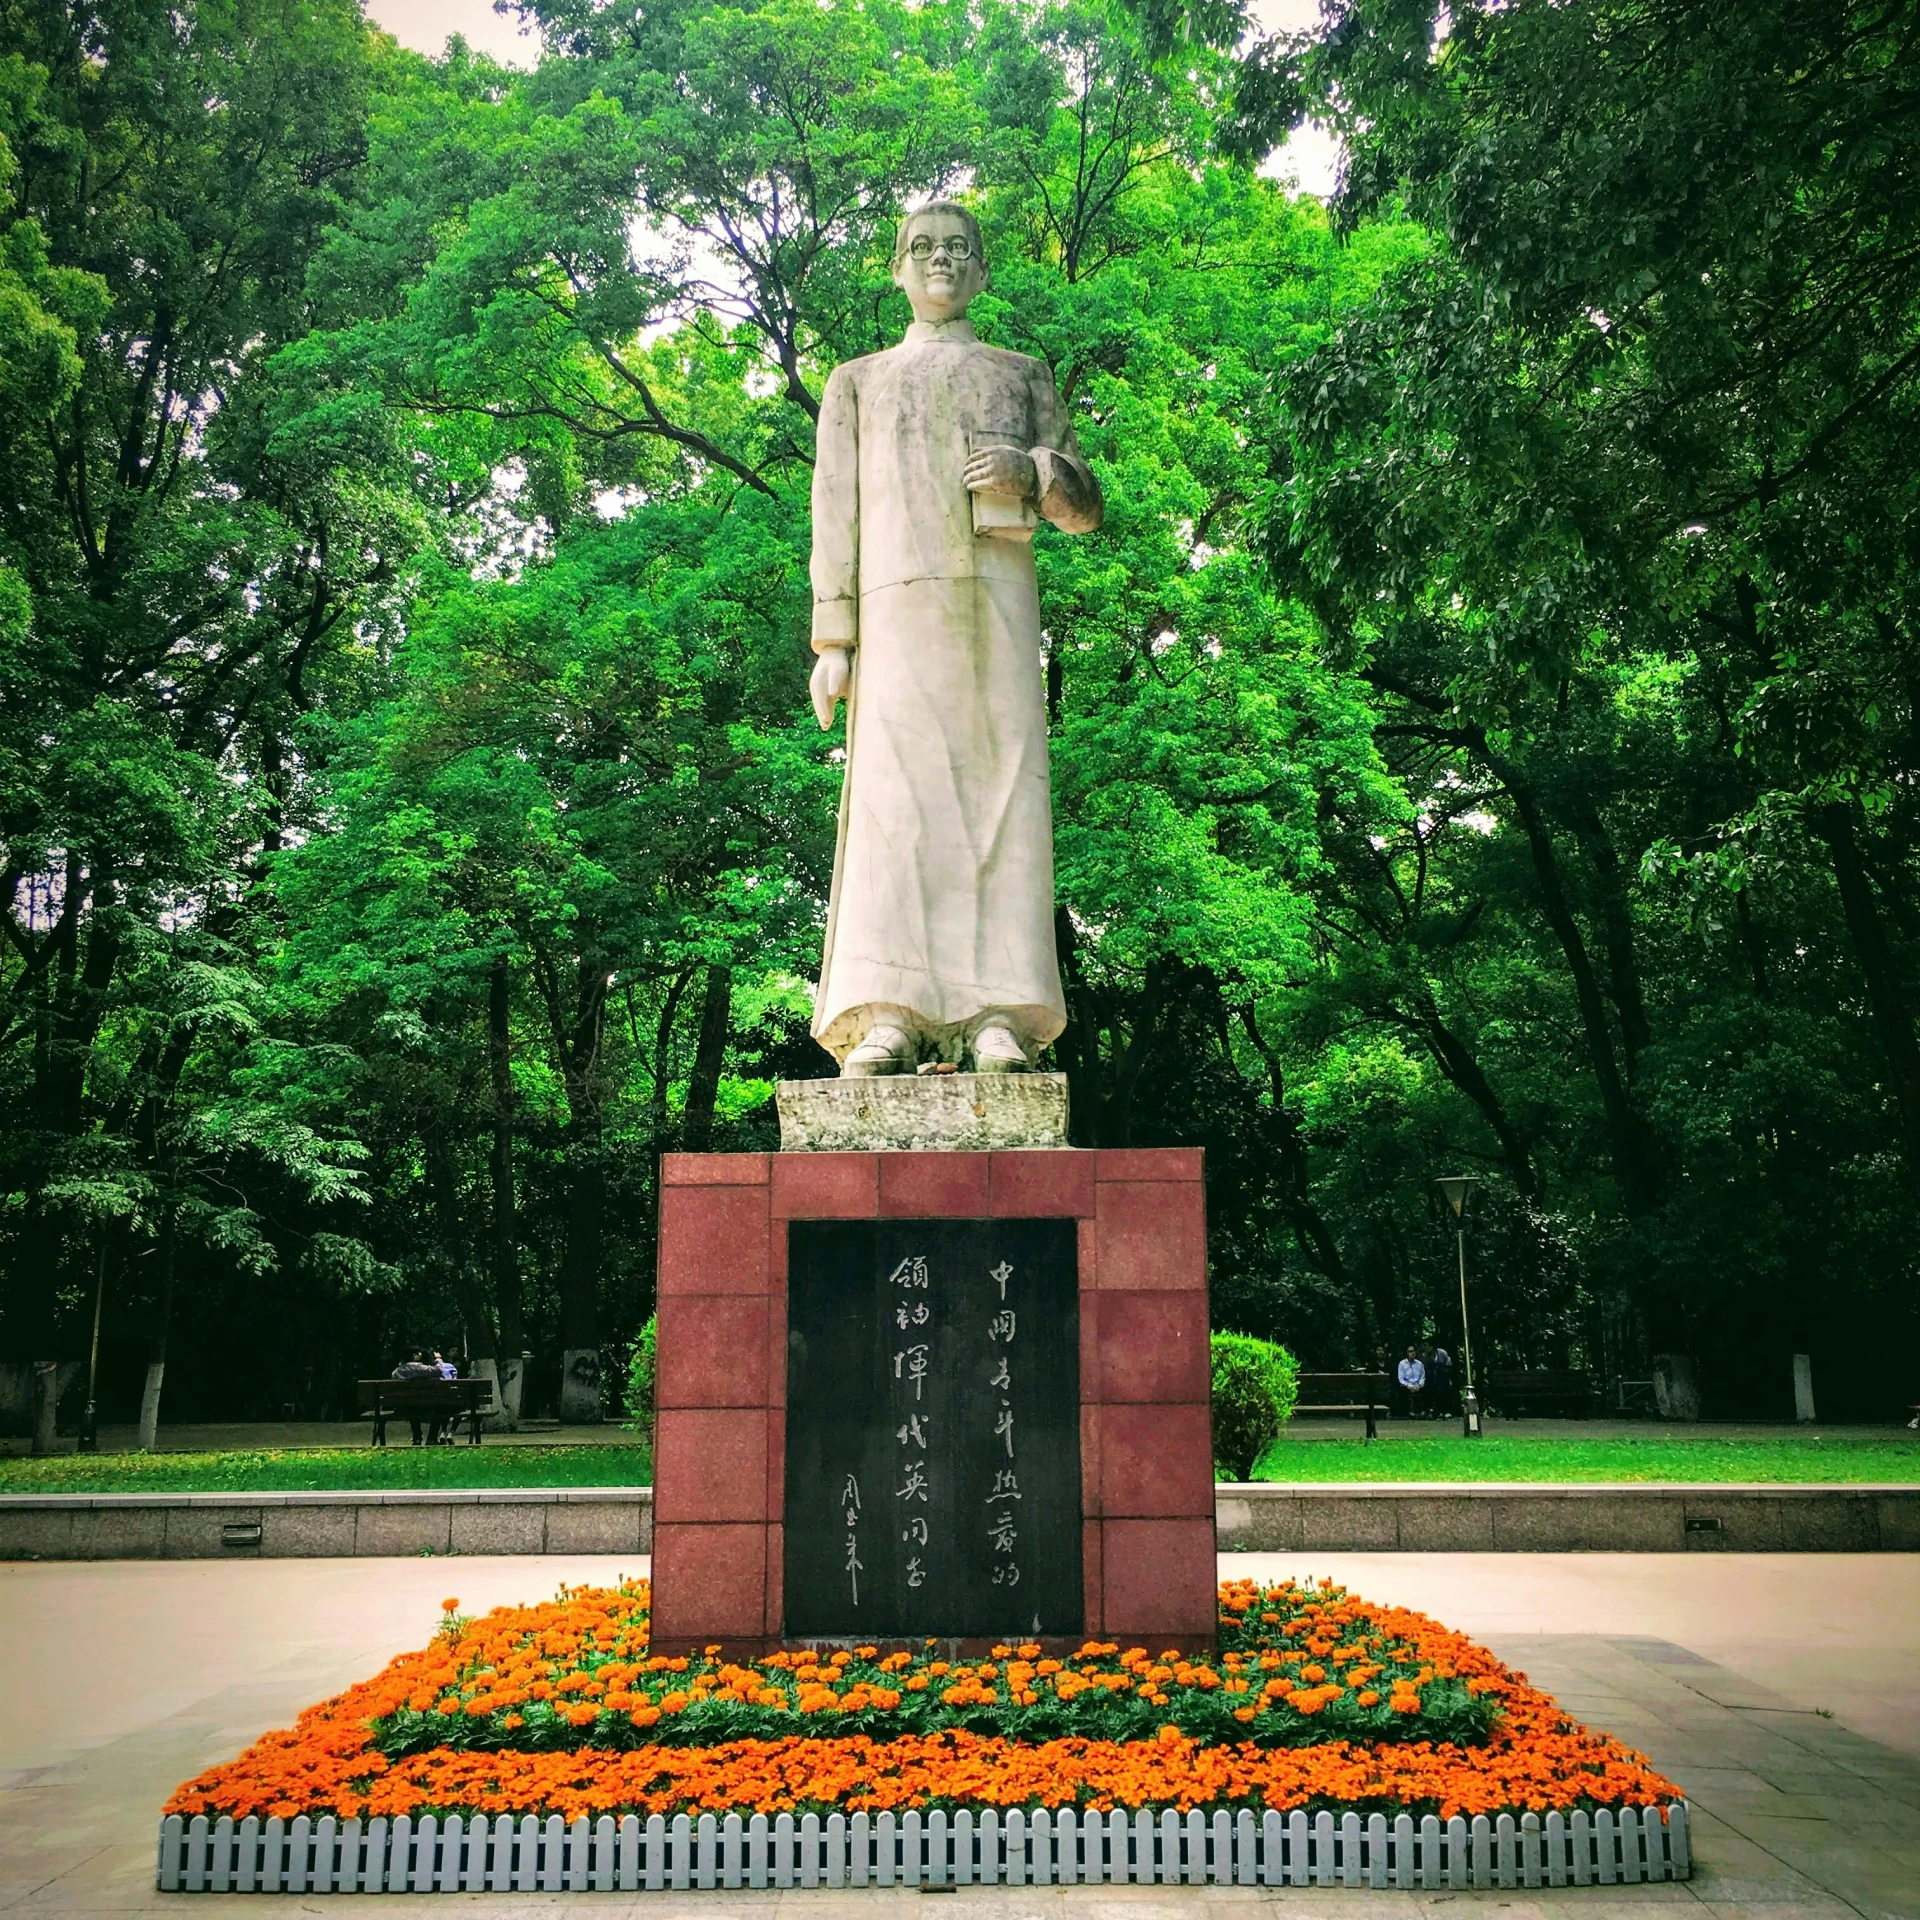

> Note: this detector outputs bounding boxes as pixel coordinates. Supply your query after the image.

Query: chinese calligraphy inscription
[784,1217,1081,1637]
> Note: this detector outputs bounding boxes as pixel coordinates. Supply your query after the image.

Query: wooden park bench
[1485,1369,1597,1418]
[357,1377,495,1447]
[1291,1371,1392,1441]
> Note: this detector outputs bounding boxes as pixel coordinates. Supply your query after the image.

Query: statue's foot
[971,1024,1030,1073]
[843,1023,914,1077]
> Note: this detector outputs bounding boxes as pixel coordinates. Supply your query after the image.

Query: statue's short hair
[893,198,986,268]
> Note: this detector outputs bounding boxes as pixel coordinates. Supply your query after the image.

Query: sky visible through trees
[1,0,1916,1431]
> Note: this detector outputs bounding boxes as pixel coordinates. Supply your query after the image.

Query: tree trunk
[426,1128,496,1364]
[557,955,610,1423]
[1507,784,1665,1215]
[31,1360,59,1455]
[1396,997,1540,1200]
[1237,1005,1353,1288]
[683,965,732,1151]
[1567,798,1654,1076]
[136,1207,175,1450]
[1812,800,1920,1174]
[488,957,524,1426]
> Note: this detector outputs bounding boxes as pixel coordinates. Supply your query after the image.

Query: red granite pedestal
[650,1148,1214,1655]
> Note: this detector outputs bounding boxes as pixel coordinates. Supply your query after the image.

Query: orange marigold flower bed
[165,1580,1679,1826]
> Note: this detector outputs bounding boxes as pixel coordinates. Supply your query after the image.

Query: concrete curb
[0,1486,651,1559]
[4,1480,1915,1559]
[1213,1481,1920,1552]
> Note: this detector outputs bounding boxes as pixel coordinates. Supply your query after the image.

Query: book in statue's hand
[968,430,1039,540]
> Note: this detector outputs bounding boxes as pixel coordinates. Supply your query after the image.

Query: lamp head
[1437,1174,1481,1217]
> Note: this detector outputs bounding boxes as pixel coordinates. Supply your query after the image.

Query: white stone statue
[808,200,1103,1077]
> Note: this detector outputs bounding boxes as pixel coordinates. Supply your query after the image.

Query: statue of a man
[808,200,1103,1077]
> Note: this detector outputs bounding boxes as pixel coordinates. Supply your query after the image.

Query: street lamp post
[1436,1175,1483,1438]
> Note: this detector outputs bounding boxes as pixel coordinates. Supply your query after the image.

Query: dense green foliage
[2,0,1917,1430]
[1210,1332,1301,1478]
[623,1315,656,1429]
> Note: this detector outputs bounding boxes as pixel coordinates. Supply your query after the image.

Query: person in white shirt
[1396,1347,1427,1419]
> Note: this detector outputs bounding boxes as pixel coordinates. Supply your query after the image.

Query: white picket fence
[157,1799,1690,1893]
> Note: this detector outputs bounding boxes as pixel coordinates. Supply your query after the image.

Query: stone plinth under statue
[649,1145,1215,1655]
[776,1072,1069,1151]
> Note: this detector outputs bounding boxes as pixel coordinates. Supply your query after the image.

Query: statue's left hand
[964,445,1038,499]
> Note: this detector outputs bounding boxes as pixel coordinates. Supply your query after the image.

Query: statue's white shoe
[971,1024,1030,1073]
[843,1024,914,1077]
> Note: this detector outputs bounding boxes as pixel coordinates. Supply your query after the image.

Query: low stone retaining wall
[4,1481,1914,1560]
[0,1487,651,1560]
[1213,1481,1920,1553]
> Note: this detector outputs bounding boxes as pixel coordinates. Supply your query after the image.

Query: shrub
[1211,1332,1299,1480]
[624,1315,657,1429]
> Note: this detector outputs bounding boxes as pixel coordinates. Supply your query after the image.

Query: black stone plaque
[784,1217,1082,1640]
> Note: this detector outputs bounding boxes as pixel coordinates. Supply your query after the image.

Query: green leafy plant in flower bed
[369,1579,1501,1761]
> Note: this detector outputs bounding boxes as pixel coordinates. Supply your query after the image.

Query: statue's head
[892,199,987,324]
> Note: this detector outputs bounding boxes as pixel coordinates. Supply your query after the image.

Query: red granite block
[1100,1518,1218,1640]
[767,1293,788,1409]
[655,1296,771,1410]
[1078,1217,1098,1293]
[658,1185,771,1296]
[650,1523,767,1641]
[1080,1402,1102,1515]
[766,1409,787,1520]
[1082,1520,1104,1634]
[1096,1147,1203,1182]
[765,1523,784,1636]
[769,1222,789,1292]
[880,1151,992,1216]
[772,1152,879,1219]
[1095,1291,1210,1403]
[1093,1179,1206,1291]
[990,1151,1097,1217]
[662,1153,771,1186]
[1077,1291,1100,1405]
[1099,1402,1215,1518]
[654,1407,771,1522]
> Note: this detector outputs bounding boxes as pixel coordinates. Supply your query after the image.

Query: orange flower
[164,1578,1683,1829]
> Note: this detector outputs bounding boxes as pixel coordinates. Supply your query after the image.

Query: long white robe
[809,318,1103,1063]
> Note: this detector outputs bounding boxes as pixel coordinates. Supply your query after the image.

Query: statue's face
[893,210,986,323]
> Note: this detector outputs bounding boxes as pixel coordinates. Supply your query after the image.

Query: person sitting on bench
[1395,1346,1427,1419]
[391,1350,441,1446]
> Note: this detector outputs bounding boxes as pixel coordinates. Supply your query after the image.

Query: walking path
[2,1553,1914,1916]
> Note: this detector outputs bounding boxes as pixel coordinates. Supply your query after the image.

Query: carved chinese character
[991,1260,1013,1300]
[888,1254,930,1288]
[987,1309,1016,1343]
[903,1515,929,1545]
[896,1412,928,1448]
[988,1516,1018,1553]
[845,1533,864,1605]
[893,1343,930,1399]
[991,1562,1022,1587]
[994,1406,1015,1457]
[990,1355,1010,1390]
[896,1460,930,1502]
[906,1556,927,1588]
[894,1300,930,1329]
[985,1467,1022,1503]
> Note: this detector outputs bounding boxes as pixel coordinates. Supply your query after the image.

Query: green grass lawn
[5,1429,1916,1496]
[0,1444,651,1494]
[1248,1428,1920,1483]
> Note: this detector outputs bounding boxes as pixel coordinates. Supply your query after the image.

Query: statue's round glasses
[908,234,972,260]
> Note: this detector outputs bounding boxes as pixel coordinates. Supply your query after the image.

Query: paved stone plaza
[2,1552,1915,1917]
